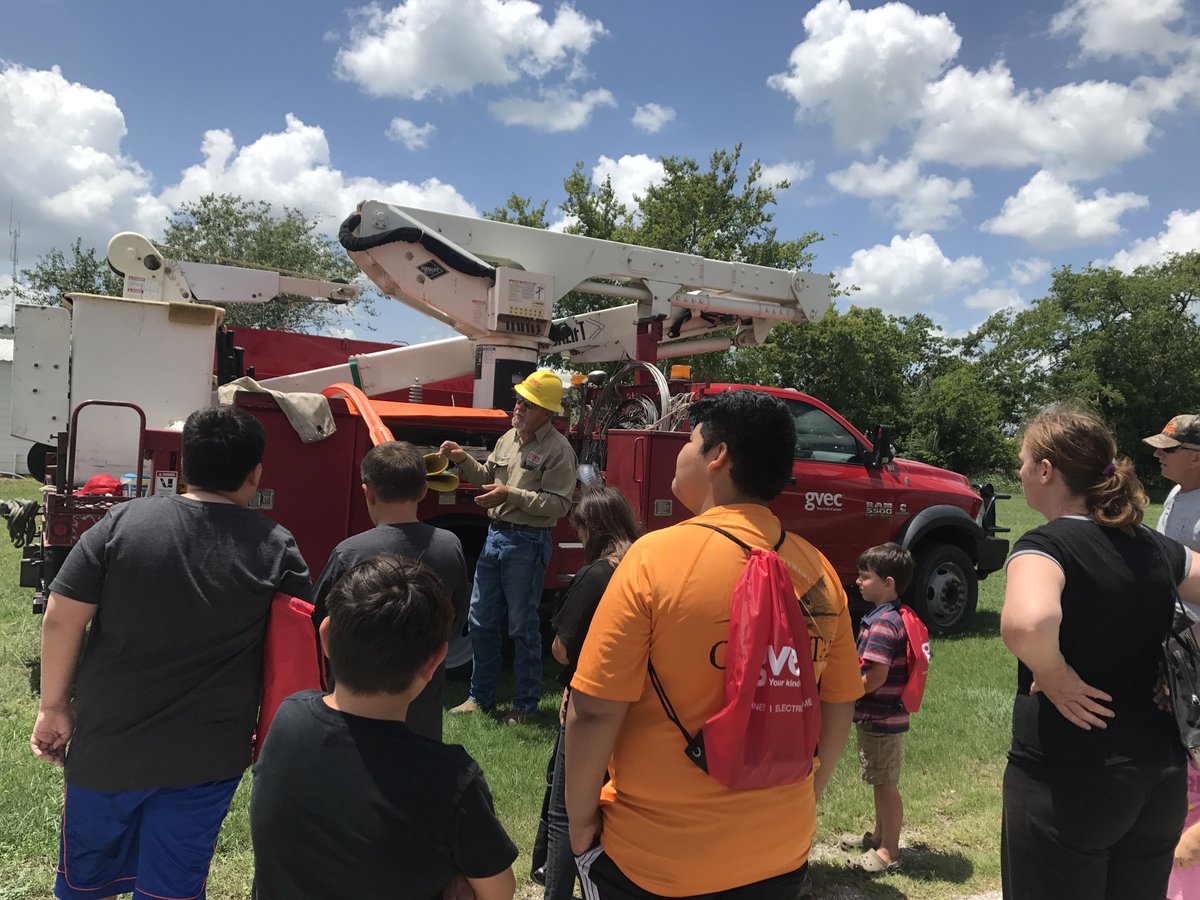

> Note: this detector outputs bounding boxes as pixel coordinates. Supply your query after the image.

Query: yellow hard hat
[422,452,460,493]
[514,370,564,414]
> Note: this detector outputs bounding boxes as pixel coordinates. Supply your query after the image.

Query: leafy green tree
[15,238,124,305]
[905,360,1017,476]
[485,194,549,228]
[729,306,946,438]
[631,146,820,272]
[962,252,1200,486]
[160,194,372,331]
[561,163,626,241]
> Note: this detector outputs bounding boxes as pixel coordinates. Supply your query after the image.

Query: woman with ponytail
[1000,406,1200,899]
[541,487,641,900]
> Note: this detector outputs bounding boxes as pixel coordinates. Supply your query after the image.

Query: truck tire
[909,543,977,635]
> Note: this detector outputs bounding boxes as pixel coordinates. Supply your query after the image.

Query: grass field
[0,478,1163,899]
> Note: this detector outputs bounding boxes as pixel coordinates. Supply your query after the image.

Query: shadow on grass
[809,858,908,898]
[891,842,975,881]
[941,608,1001,640]
[812,843,974,896]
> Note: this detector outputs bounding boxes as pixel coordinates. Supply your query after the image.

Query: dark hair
[361,441,427,503]
[689,390,796,501]
[569,487,642,564]
[182,406,266,492]
[856,543,914,595]
[1021,406,1146,532]
[324,555,454,695]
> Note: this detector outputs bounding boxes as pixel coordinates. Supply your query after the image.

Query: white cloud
[336,0,606,99]
[591,154,665,210]
[547,214,579,233]
[631,102,675,133]
[0,64,157,259]
[1051,0,1189,62]
[913,61,1187,181]
[767,0,960,150]
[386,117,436,150]
[759,161,814,187]
[490,85,615,131]
[157,114,478,227]
[963,287,1024,312]
[826,156,971,231]
[1108,209,1200,271]
[837,233,986,315]
[1009,257,1051,285]
[981,170,1148,249]
[0,64,480,281]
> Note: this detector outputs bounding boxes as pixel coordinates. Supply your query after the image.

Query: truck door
[773,399,902,584]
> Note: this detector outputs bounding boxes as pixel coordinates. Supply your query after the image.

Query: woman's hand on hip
[1030,662,1114,730]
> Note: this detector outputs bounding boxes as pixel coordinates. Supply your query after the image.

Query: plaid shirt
[853,601,910,734]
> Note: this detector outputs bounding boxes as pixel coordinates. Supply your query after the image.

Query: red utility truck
[11,206,1007,640]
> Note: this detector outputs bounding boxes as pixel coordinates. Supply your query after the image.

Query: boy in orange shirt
[565,390,863,899]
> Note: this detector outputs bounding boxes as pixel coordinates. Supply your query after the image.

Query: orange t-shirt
[571,503,863,896]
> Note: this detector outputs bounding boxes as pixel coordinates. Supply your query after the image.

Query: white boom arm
[106,233,360,305]
[331,202,830,403]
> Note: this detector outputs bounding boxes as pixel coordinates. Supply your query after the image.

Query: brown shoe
[502,709,535,725]
[450,698,493,715]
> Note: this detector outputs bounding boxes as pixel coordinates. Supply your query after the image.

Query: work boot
[450,698,493,715]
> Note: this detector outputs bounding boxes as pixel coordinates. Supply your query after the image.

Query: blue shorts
[55,777,240,900]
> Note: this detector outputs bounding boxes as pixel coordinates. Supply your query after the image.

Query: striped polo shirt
[853,600,910,734]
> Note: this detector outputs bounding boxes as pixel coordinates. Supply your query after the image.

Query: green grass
[0,480,1164,899]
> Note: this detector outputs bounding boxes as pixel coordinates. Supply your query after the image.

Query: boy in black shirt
[251,555,517,900]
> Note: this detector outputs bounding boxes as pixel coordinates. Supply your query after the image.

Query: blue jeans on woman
[544,724,577,900]
[466,524,552,713]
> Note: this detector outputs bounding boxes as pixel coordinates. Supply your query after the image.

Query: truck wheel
[909,544,977,635]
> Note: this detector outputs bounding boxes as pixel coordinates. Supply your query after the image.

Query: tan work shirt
[456,420,577,528]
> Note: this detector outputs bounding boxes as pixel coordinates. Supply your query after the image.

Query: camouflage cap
[1143,415,1200,450]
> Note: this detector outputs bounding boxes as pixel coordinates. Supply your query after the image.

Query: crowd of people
[26,372,1200,900]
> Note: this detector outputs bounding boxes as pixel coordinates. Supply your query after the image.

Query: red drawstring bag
[650,525,822,791]
[898,605,931,713]
[255,593,326,760]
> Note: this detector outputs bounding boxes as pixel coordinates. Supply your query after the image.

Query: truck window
[785,400,862,464]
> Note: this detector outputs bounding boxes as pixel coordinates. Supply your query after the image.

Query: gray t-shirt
[50,493,310,790]
[1158,484,1200,553]
[311,522,469,742]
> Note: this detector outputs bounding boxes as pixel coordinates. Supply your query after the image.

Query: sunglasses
[1161,445,1200,454]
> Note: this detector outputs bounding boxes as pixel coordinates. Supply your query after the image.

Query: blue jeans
[544,724,577,900]
[468,524,551,712]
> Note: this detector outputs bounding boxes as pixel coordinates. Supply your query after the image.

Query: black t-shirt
[49,494,311,790]
[311,523,469,741]
[1008,518,1187,766]
[250,691,517,900]
[550,558,616,687]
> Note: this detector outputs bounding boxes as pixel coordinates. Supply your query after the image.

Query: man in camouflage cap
[1144,414,1200,552]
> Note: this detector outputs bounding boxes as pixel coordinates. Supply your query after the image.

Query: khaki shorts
[857,724,904,786]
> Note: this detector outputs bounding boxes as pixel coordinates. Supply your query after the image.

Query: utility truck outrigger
[10,202,1008,636]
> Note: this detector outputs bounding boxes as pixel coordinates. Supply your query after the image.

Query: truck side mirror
[867,424,894,468]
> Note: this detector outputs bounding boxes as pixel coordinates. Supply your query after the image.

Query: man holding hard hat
[440,371,577,725]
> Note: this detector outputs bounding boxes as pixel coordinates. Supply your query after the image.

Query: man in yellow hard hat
[440,370,577,725]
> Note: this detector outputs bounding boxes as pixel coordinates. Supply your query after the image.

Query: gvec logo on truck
[804,491,843,512]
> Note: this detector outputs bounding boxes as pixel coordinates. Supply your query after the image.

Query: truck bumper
[977,536,1010,578]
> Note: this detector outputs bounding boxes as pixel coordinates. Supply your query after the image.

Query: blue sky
[1,0,1198,347]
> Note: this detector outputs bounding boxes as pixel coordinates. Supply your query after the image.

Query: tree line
[14,149,1200,485]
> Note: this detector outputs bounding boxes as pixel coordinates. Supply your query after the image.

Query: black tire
[27,443,52,484]
[908,543,977,635]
